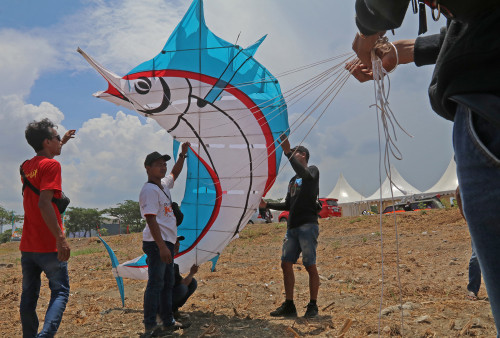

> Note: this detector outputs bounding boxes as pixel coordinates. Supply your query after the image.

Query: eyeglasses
[52,135,61,142]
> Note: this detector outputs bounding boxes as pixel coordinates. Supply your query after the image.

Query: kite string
[201,59,355,195]
[239,58,357,175]
[202,62,355,203]
[272,62,357,180]
[183,55,357,193]
[371,39,405,336]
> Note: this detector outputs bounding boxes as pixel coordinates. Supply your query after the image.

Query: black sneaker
[141,325,161,338]
[140,330,154,338]
[163,320,191,331]
[304,302,318,318]
[270,301,297,317]
[173,310,190,320]
[145,320,190,336]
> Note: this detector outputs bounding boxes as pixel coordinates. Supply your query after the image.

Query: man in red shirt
[20,118,75,337]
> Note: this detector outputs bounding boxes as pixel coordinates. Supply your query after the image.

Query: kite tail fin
[209,254,220,272]
[98,234,126,307]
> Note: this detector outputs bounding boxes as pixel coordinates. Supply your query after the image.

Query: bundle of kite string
[371,36,408,336]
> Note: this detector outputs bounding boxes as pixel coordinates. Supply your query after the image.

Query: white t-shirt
[139,174,177,244]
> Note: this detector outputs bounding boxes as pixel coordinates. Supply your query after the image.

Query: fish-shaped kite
[80,0,289,280]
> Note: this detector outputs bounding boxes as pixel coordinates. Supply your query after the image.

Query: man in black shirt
[172,237,198,320]
[260,135,320,318]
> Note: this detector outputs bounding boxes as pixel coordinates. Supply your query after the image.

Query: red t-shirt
[20,156,63,253]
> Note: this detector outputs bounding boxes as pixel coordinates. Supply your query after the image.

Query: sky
[0,0,452,214]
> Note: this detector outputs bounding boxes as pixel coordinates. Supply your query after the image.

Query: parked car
[382,196,444,214]
[248,209,273,224]
[278,198,342,223]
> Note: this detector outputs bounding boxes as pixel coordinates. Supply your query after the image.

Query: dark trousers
[173,279,198,311]
[142,241,175,329]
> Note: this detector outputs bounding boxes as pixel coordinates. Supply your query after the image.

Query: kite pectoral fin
[98,234,126,307]
[209,254,220,272]
[242,35,267,58]
[201,35,268,106]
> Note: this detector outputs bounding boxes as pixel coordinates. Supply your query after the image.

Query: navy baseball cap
[144,151,171,167]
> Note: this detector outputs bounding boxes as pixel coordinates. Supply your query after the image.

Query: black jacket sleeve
[355,0,410,36]
[266,190,290,211]
[414,28,446,66]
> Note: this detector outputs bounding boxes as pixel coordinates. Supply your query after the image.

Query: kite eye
[134,77,152,95]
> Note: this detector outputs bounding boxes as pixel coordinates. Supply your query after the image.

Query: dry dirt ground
[0,208,496,337]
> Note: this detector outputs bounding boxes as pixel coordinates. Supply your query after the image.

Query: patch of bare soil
[0,208,495,337]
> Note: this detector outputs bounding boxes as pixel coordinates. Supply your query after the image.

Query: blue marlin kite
[79,0,289,281]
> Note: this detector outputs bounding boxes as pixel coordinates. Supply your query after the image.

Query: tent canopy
[327,173,366,203]
[365,166,421,201]
[424,158,458,194]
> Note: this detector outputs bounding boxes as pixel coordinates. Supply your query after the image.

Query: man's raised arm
[170,142,190,181]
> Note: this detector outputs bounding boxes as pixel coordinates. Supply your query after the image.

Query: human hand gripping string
[348,36,399,82]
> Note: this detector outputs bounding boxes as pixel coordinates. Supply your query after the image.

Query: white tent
[327,173,366,203]
[425,157,458,194]
[365,166,421,201]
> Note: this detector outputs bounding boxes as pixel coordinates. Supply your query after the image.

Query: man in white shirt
[139,142,189,336]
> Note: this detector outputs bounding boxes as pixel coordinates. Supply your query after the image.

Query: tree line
[65,200,144,238]
[0,200,144,242]
[0,205,23,243]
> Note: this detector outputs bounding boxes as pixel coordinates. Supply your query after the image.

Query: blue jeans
[20,252,70,338]
[173,278,197,312]
[453,104,500,334]
[281,223,319,267]
[467,241,482,295]
[143,241,175,329]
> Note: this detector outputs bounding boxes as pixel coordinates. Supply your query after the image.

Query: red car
[278,198,342,222]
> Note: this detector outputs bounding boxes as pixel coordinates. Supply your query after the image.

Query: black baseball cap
[144,151,171,167]
[290,145,309,161]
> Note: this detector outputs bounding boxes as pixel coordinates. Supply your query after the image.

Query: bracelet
[179,153,188,159]
[387,41,399,73]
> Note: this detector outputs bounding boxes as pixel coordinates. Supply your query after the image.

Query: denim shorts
[281,223,319,266]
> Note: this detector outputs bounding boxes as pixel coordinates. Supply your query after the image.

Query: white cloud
[61,111,170,208]
[0,95,65,211]
[0,95,175,213]
[51,0,189,74]
[0,30,57,97]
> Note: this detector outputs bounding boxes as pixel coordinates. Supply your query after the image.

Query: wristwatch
[179,153,188,159]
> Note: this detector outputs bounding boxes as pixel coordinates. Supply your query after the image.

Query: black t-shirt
[267,155,319,229]
[174,264,183,287]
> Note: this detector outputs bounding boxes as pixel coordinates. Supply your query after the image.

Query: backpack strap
[147,181,172,203]
[20,160,41,196]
